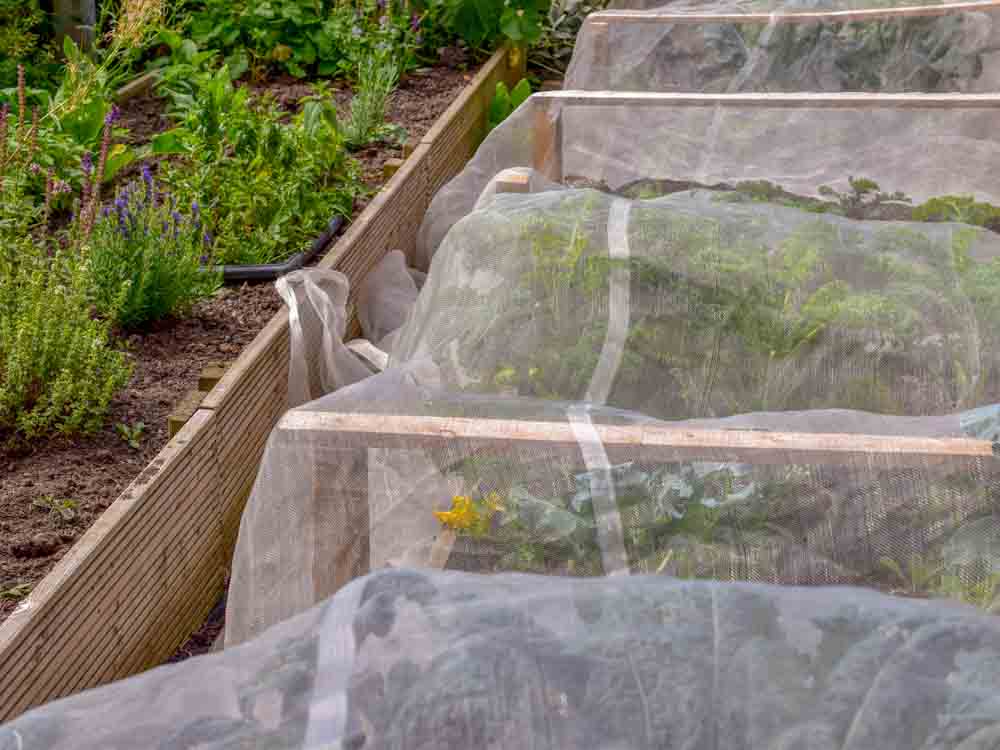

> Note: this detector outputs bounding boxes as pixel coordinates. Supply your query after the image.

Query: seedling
[116,421,146,450]
[0,583,31,601]
[33,495,79,523]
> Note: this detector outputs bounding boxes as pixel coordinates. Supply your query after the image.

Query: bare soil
[0,63,477,630]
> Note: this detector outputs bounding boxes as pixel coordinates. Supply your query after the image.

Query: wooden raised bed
[582,1,1000,88]
[277,410,999,588]
[529,89,1000,181]
[0,45,525,723]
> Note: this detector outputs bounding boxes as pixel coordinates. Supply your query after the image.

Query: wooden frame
[277,410,997,592]
[527,90,1000,180]
[0,46,526,723]
[582,2,1000,88]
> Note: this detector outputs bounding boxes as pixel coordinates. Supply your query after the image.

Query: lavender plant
[84,165,220,329]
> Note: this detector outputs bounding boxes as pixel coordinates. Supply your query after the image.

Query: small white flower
[516,7,524,15]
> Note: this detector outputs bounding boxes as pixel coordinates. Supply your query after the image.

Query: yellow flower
[434,495,481,531]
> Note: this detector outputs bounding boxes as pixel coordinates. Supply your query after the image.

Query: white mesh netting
[8,3,1000,744]
[6,570,1000,749]
[567,1,1000,93]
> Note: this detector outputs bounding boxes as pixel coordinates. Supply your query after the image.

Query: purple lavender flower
[81,151,93,176]
[161,220,169,234]
[104,105,121,126]
[203,231,213,247]
[191,200,199,219]
[28,162,40,174]
[171,210,182,224]
[100,205,111,218]
[410,13,420,30]
[414,33,422,44]
[377,0,386,10]
[55,179,71,194]
[141,165,153,200]
[379,13,388,28]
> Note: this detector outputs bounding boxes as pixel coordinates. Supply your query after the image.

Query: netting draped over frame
[567,2,1000,94]
[414,95,1000,270]
[7,570,1000,749]
[225,181,1000,644]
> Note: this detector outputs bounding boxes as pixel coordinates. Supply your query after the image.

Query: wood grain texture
[280,412,996,469]
[592,1,1000,24]
[536,90,1000,108]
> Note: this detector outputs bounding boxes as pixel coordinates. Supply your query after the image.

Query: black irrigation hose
[199,215,346,284]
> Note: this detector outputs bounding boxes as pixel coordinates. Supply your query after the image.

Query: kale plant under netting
[8,569,1000,749]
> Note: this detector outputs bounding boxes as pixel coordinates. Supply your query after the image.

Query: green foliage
[0,242,132,439]
[532,0,609,75]
[441,0,543,48]
[340,51,405,149]
[0,0,58,90]
[487,77,530,132]
[33,494,79,523]
[155,67,359,265]
[0,582,31,601]
[187,0,420,80]
[912,194,1000,229]
[115,420,146,449]
[85,172,219,328]
[149,30,246,117]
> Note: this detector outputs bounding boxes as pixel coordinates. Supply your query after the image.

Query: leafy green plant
[441,0,543,49]
[817,177,910,219]
[187,0,420,79]
[149,29,246,117]
[115,420,146,450]
[880,555,947,596]
[32,495,79,523]
[154,66,359,265]
[912,194,1000,230]
[532,0,609,77]
[340,52,405,149]
[0,582,31,601]
[85,167,219,328]
[0,96,132,440]
[487,77,530,132]
[0,0,58,90]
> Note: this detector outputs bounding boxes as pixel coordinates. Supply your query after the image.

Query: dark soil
[0,63,476,630]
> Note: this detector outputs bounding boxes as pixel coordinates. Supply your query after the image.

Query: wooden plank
[495,172,531,194]
[114,71,159,103]
[279,412,996,469]
[535,90,1000,108]
[0,410,221,720]
[532,96,563,181]
[1,419,220,708]
[592,0,1000,24]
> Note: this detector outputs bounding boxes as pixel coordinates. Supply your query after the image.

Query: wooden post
[198,363,228,393]
[495,172,531,194]
[532,97,563,182]
[167,391,207,439]
[383,158,405,181]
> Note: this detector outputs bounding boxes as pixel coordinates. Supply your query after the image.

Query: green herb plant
[487,77,530,132]
[340,51,406,149]
[115,420,147,450]
[0,583,31,601]
[33,495,79,523]
[187,0,420,80]
[85,167,219,328]
[154,66,359,265]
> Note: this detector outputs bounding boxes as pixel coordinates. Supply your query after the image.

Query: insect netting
[225,164,1000,646]
[6,569,1000,749]
[566,0,1000,94]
